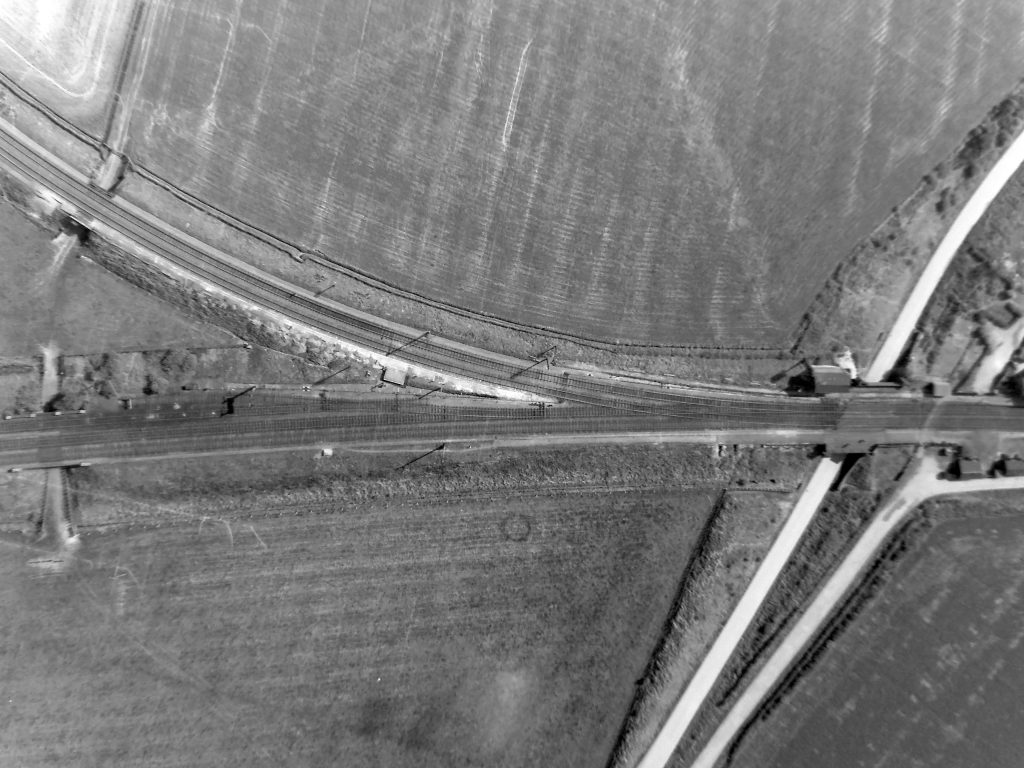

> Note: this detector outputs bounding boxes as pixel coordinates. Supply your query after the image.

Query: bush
[144,374,169,396]
[156,349,198,382]
[51,380,91,411]
[159,349,188,374]
[12,382,39,414]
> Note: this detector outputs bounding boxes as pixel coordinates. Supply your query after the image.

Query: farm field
[0,478,716,767]
[727,493,1024,768]
[0,0,135,131]
[112,0,1024,348]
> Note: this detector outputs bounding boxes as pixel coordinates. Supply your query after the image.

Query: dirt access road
[865,121,1024,381]
[634,457,841,768]
[634,117,1024,768]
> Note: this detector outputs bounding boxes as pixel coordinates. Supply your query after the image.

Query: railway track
[3,391,1023,470]
[0,122,840,428]
[4,123,1019,451]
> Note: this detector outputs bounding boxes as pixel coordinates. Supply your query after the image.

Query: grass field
[0,194,238,357]
[727,494,1024,768]
[113,0,1024,348]
[1,472,715,767]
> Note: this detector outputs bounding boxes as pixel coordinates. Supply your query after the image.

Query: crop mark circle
[501,513,531,542]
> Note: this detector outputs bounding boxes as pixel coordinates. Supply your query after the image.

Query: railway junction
[3,12,1024,765]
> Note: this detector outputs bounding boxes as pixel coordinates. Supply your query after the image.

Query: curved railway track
[0,123,840,427]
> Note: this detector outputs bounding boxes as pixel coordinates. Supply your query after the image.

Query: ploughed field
[0,484,713,767]
[115,0,1024,347]
[727,495,1024,768]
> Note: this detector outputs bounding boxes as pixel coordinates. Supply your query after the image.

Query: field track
[0,0,135,128]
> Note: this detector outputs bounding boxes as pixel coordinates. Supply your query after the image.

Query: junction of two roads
[3,107,1024,768]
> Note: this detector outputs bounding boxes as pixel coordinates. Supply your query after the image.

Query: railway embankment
[0,160,542,403]
[792,80,1024,371]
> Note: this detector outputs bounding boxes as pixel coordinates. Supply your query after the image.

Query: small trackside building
[810,365,852,395]
[956,457,987,479]
[926,380,953,398]
[381,367,409,387]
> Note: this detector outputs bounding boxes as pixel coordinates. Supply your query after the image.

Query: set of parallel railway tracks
[0,123,842,430]
[2,121,1020,466]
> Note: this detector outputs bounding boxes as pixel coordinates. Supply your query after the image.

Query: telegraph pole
[397,443,446,471]
[389,331,430,356]
[510,346,557,380]
[313,365,351,386]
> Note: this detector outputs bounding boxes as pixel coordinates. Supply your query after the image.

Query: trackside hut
[957,457,987,479]
[810,365,852,395]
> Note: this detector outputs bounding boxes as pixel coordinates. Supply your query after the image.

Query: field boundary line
[0,72,104,147]
[128,159,792,355]
[126,158,784,355]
